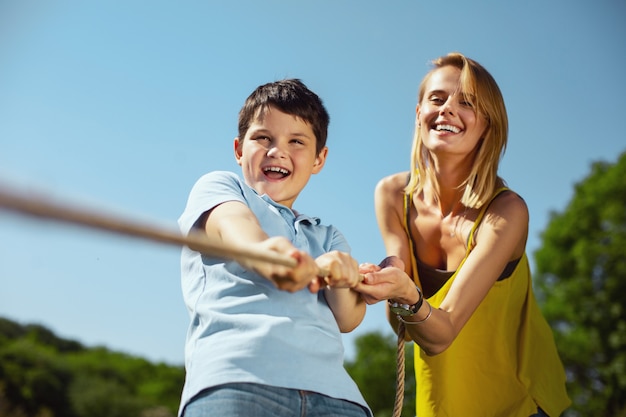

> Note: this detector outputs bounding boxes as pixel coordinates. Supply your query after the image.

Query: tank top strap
[404,186,511,286]
[465,187,510,256]
[403,191,420,286]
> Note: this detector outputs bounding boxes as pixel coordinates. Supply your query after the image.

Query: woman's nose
[440,98,455,115]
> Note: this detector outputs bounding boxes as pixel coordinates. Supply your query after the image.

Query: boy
[177,79,371,417]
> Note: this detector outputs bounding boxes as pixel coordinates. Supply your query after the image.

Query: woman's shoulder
[376,171,411,193]
[487,187,529,221]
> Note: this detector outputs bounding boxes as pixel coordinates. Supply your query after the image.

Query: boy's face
[234,106,327,209]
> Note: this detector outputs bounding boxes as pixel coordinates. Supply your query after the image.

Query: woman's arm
[400,191,528,355]
[356,173,420,337]
[357,176,529,355]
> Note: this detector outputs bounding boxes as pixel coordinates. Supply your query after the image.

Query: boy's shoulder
[188,171,248,200]
[198,170,239,182]
[193,170,242,189]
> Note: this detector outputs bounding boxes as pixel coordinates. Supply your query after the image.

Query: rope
[0,186,299,268]
[392,321,406,417]
[0,185,395,404]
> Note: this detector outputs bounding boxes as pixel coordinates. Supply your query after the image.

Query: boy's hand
[358,262,381,275]
[249,236,320,293]
[315,251,361,289]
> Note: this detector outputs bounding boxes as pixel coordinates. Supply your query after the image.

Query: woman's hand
[355,256,416,304]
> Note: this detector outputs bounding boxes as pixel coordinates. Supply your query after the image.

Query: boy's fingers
[359,262,376,270]
[308,277,323,293]
[320,273,365,289]
[360,271,376,285]
[317,266,331,278]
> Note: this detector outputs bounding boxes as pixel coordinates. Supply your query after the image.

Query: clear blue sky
[1,1,624,365]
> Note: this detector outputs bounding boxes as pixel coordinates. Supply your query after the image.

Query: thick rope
[0,186,300,268]
[0,187,374,286]
[0,184,389,394]
[392,321,406,417]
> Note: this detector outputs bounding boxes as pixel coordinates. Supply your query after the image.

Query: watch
[388,285,423,317]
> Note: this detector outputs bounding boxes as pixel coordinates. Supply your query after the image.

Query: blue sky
[1,1,624,365]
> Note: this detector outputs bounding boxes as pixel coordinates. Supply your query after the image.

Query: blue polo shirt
[177,171,370,416]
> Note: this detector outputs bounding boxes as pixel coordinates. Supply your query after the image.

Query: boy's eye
[290,138,305,145]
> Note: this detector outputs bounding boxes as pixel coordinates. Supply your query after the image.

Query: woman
[356,52,570,416]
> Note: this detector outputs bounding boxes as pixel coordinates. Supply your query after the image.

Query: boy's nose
[267,145,287,158]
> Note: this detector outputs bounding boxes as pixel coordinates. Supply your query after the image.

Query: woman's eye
[460,93,476,108]
[429,95,444,104]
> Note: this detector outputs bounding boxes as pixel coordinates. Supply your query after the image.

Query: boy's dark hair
[238,79,330,155]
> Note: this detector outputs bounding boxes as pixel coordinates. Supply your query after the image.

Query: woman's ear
[415,104,421,127]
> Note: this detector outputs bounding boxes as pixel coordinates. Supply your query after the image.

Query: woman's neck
[429,155,473,214]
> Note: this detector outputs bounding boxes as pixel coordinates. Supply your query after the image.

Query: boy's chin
[267,192,297,208]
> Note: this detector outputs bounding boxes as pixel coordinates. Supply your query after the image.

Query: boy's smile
[234,106,327,209]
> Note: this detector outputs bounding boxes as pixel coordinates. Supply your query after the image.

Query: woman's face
[416,65,488,158]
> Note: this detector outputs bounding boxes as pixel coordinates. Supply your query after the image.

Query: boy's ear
[312,146,328,174]
[234,137,243,166]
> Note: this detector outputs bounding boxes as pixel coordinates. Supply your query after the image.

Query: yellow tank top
[403,188,570,417]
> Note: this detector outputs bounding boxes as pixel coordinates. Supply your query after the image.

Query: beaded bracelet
[397,301,432,324]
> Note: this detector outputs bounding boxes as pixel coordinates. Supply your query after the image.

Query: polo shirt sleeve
[328,226,351,253]
[178,171,246,236]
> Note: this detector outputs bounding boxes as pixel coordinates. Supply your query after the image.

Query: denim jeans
[182,382,369,417]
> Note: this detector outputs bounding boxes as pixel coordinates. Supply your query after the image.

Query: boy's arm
[317,251,366,332]
[324,288,366,333]
[202,200,321,293]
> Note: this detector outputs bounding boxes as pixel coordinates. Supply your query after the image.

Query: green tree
[346,331,415,417]
[534,151,626,417]
[0,317,183,417]
[64,348,181,417]
[68,374,146,417]
[0,339,73,417]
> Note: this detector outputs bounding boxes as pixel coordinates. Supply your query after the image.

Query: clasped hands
[251,237,411,302]
[250,237,363,293]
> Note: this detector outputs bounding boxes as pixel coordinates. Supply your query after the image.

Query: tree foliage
[0,315,419,417]
[12,150,626,417]
[346,330,416,417]
[0,318,184,417]
[534,151,626,417]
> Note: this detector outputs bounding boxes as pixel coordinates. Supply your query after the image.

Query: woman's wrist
[395,283,422,305]
[397,301,433,324]
[388,285,423,317]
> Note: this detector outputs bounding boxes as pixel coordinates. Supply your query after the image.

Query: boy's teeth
[265,167,288,174]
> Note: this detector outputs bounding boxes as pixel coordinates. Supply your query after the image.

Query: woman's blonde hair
[405,52,508,208]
